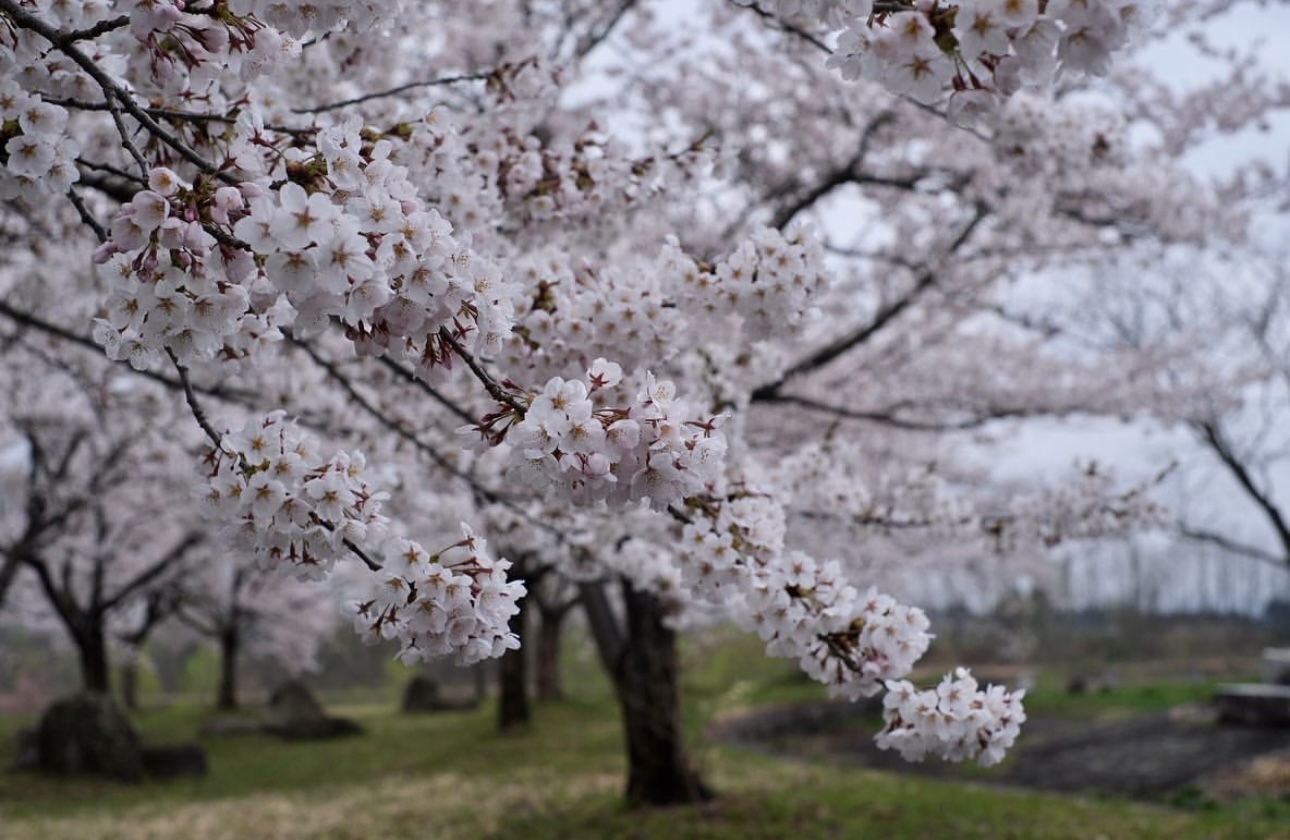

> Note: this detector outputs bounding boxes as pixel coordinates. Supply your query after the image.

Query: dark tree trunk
[119,656,139,711]
[535,605,566,702]
[77,621,112,694]
[497,591,531,731]
[582,579,711,807]
[217,624,240,710]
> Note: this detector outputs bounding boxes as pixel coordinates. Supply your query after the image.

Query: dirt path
[710,701,1290,800]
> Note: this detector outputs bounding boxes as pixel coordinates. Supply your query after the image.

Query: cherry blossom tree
[0,332,207,694]
[171,556,339,709]
[1058,242,1290,572]
[2,0,1280,807]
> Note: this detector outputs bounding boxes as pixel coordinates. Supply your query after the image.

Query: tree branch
[753,200,989,400]
[1193,419,1290,566]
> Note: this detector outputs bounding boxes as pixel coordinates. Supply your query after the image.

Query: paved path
[712,702,1290,799]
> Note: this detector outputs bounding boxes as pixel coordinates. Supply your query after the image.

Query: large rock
[36,693,144,782]
[263,679,361,740]
[1262,648,1290,686]
[400,675,478,713]
[401,675,442,713]
[1215,683,1290,726]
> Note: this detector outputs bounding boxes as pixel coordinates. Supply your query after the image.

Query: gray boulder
[36,693,144,782]
[263,679,361,740]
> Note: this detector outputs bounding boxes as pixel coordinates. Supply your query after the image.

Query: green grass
[0,641,1286,840]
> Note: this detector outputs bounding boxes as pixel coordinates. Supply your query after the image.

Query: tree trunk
[581,579,711,807]
[77,621,112,695]
[535,604,566,702]
[217,624,240,710]
[119,655,139,711]
[497,591,531,731]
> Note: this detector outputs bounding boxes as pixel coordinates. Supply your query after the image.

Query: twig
[65,187,107,242]
[438,327,527,414]
[166,349,222,446]
[293,71,491,115]
[0,0,228,179]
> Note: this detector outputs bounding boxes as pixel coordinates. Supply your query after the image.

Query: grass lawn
[0,642,1286,839]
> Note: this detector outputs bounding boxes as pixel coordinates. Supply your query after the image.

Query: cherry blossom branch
[0,299,254,402]
[166,349,222,447]
[1178,524,1287,569]
[47,97,310,136]
[62,14,130,41]
[376,357,478,426]
[0,0,225,178]
[754,392,1030,431]
[753,200,989,399]
[293,71,492,114]
[735,1,832,53]
[438,326,527,414]
[64,188,108,242]
[288,336,482,486]
[1193,419,1290,562]
[570,0,640,60]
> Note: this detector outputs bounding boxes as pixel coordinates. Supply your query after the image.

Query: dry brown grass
[1,769,622,840]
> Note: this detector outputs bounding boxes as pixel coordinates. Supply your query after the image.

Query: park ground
[1,634,1289,840]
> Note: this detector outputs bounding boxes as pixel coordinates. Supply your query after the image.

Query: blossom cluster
[195,412,524,664]
[672,490,927,697]
[91,166,275,372]
[92,114,519,381]
[347,525,525,666]
[477,362,728,508]
[194,411,389,578]
[877,668,1026,767]
[670,487,1026,763]
[497,225,827,394]
[672,225,828,342]
[742,0,1158,118]
[0,82,78,196]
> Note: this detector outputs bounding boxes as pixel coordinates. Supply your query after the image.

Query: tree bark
[581,578,712,807]
[535,604,567,702]
[216,623,240,710]
[497,591,531,731]
[76,620,111,694]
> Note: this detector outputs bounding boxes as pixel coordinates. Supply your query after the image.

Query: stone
[1215,683,1290,726]
[401,675,442,713]
[1262,648,1290,686]
[263,679,362,740]
[35,693,144,782]
[265,680,325,726]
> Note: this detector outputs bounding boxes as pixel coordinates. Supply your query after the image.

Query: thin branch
[101,532,205,612]
[439,327,527,414]
[755,392,1030,431]
[1178,524,1288,570]
[293,71,491,115]
[753,200,989,399]
[1193,419,1290,564]
[572,0,639,59]
[377,356,478,425]
[0,299,253,401]
[0,0,226,178]
[64,187,108,242]
[736,1,832,53]
[167,349,222,446]
[289,337,477,485]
